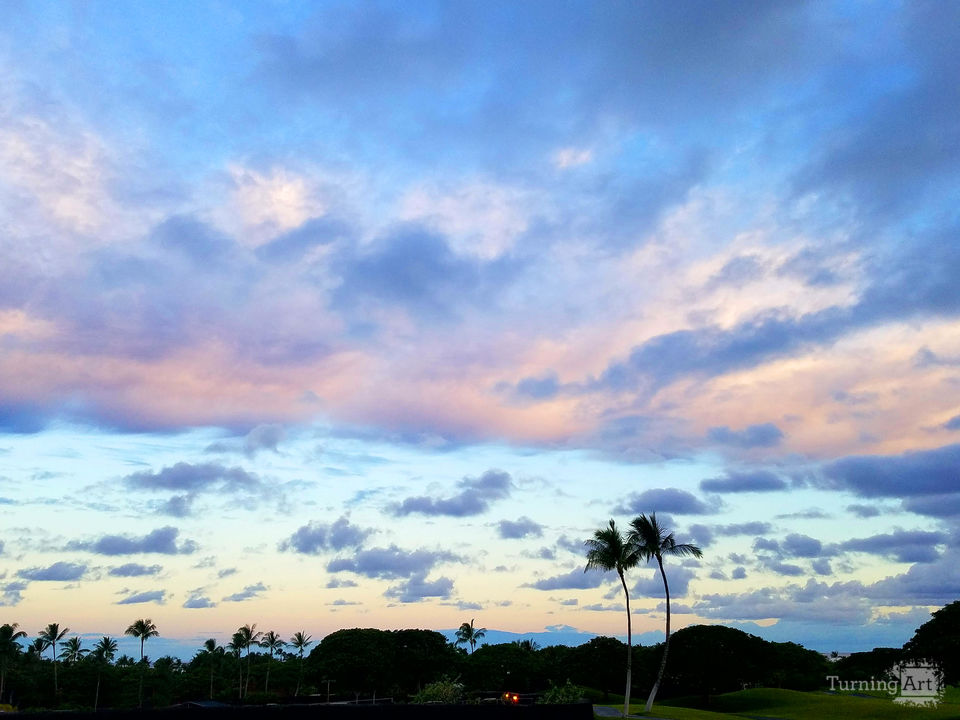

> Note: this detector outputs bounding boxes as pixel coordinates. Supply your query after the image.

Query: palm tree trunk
[619,568,632,717]
[209,665,215,700]
[644,556,671,712]
[244,651,251,699]
[295,655,303,697]
[265,653,271,694]
[94,671,101,711]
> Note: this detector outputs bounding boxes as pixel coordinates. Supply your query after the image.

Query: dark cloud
[753,537,780,553]
[840,529,947,564]
[334,228,519,321]
[811,559,832,576]
[393,469,512,517]
[761,559,805,577]
[614,488,717,515]
[526,568,608,591]
[717,522,774,536]
[157,494,194,517]
[731,566,747,580]
[326,578,358,589]
[633,566,696,598]
[902,493,960,518]
[117,590,166,605]
[384,572,453,603]
[126,462,262,494]
[846,504,881,518]
[781,533,823,558]
[18,561,87,581]
[108,563,162,577]
[707,423,784,448]
[944,415,960,431]
[69,526,197,556]
[279,516,372,554]
[327,545,456,580]
[0,581,28,606]
[183,593,216,609]
[823,444,960,498]
[700,470,787,493]
[514,373,560,401]
[222,582,267,602]
[497,516,543,539]
[775,508,829,520]
[687,524,714,548]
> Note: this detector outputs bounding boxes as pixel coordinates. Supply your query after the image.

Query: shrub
[538,680,584,704]
[412,676,465,704]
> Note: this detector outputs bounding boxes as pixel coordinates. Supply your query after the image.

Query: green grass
[595,686,960,720]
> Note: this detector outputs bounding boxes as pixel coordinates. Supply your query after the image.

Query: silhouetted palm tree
[125,619,158,708]
[199,639,224,700]
[60,636,87,664]
[38,623,69,698]
[289,631,312,696]
[260,631,285,694]
[124,618,159,661]
[227,631,245,699]
[92,637,117,711]
[0,623,27,702]
[235,624,261,699]
[629,513,703,712]
[585,519,639,716]
[455,619,486,654]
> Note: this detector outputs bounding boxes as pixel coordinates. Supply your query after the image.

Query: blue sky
[1,0,959,659]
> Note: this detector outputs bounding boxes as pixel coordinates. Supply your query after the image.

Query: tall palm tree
[125,619,158,708]
[585,519,639,716]
[38,623,69,698]
[455,619,486,654]
[260,631,285,694]
[92,637,118,711]
[629,513,703,713]
[60,636,88,664]
[235,624,261,699]
[0,623,27,702]
[227,632,246,700]
[199,639,224,700]
[124,618,159,661]
[289,631,312,697]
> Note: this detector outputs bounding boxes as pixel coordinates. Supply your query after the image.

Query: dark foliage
[903,600,960,685]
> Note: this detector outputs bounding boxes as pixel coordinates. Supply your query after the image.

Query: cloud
[497,516,543,539]
[17,561,87,581]
[707,423,784,448]
[183,592,216,609]
[157,494,195,517]
[823,443,960,497]
[384,572,454,603]
[781,533,823,558]
[731,567,747,580]
[633,566,696,598]
[222,582,268,602]
[0,581,28,606]
[846,504,881,518]
[327,545,456,580]
[108,563,162,577]
[717,522,774,536]
[614,488,717,515]
[840,529,947,564]
[279,516,372,554]
[125,462,263,494]
[700,470,787,493]
[526,568,607,591]
[326,578,358,589]
[117,590,166,605]
[69,526,197,555]
[902,493,960,518]
[393,469,512,517]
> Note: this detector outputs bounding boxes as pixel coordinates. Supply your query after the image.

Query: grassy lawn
[595,686,960,720]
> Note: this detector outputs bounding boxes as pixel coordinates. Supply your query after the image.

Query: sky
[1,0,959,660]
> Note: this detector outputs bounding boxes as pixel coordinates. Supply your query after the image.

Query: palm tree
[0,623,27,702]
[125,619,158,708]
[227,631,245,699]
[199,639,224,700]
[289,631,312,697]
[629,513,703,713]
[260,631,285,694]
[124,618,159,661]
[585,519,639,717]
[235,624,262,699]
[92,637,117,711]
[60,636,88,664]
[455,619,486,654]
[38,623,69,698]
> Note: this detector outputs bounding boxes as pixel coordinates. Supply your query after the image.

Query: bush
[412,676,465,704]
[537,680,584,704]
